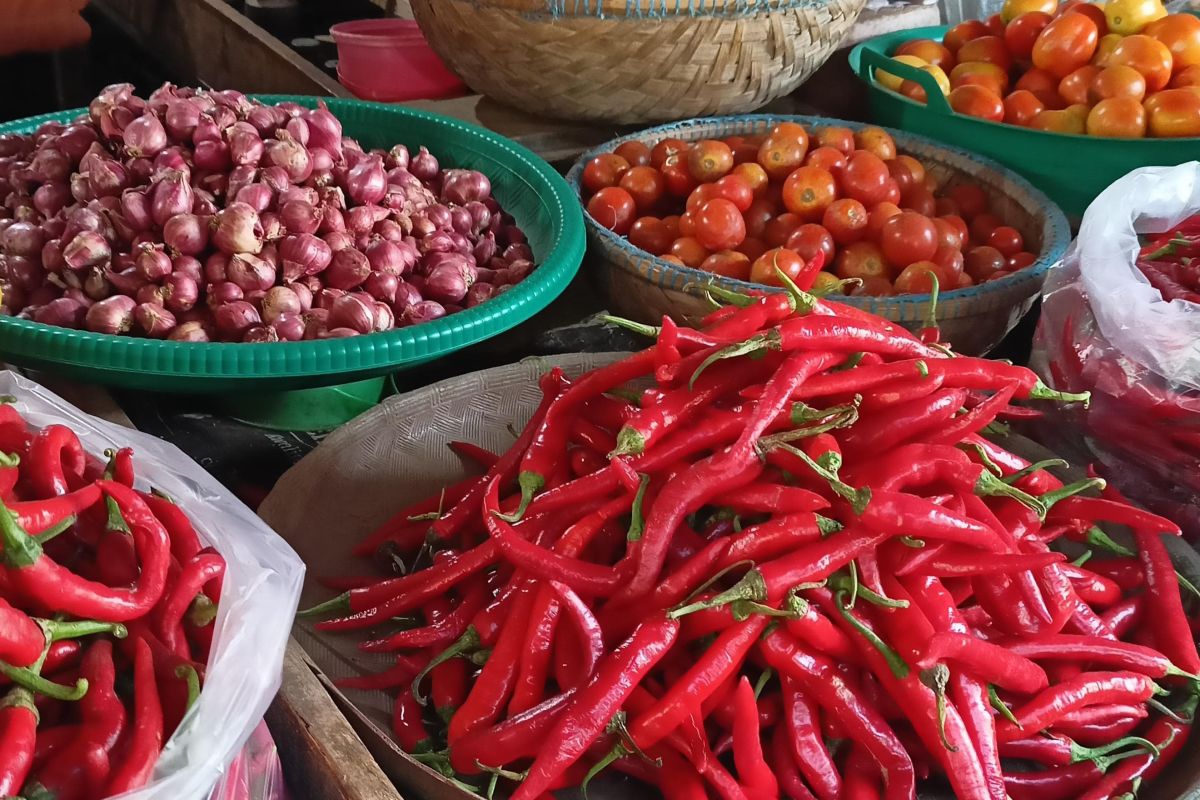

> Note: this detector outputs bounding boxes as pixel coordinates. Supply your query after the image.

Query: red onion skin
[309,147,334,181]
[150,170,193,227]
[207,281,243,309]
[325,248,370,290]
[62,231,111,270]
[64,287,94,308]
[137,283,169,306]
[473,234,498,266]
[30,148,70,183]
[234,184,273,213]
[315,288,346,311]
[6,256,43,291]
[302,307,329,339]
[30,182,68,218]
[280,201,321,236]
[34,297,86,328]
[172,255,203,283]
[1,284,27,313]
[242,325,280,343]
[272,312,305,341]
[261,166,291,194]
[322,327,358,338]
[204,252,229,283]
[227,165,258,200]
[424,263,471,304]
[163,273,199,312]
[285,282,313,312]
[1,221,45,257]
[266,133,312,183]
[410,147,439,182]
[506,259,535,282]
[228,127,265,167]
[386,144,410,171]
[449,206,472,236]
[364,271,399,303]
[304,102,343,160]
[123,112,168,158]
[208,104,237,130]
[213,300,261,339]
[318,205,346,235]
[345,156,387,205]
[88,159,129,199]
[261,286,301,323]
[85,295,136,334]
[465,201,492,234]
[401,300,446,326]
[373,301,395,332]
[212,202,264,255]
[246,106,280,136]
[169,321,210,342]
[162,213,210,256]
[165,99,202,141]
[375,219,405,243]
[227,253,276,292]
[465,282,495,308]
[440,169,492,206]
[119,189,153,232]
[105,267,147,295]
[364,238,412,277]
[135,303,176,337]
[278,186,319,208]
[41,239,65,273]
[279,233,331,280]
[135,246,172,281]
[346,207,376,236]
[285,116,309,147]
[57,125,98,163]
[392,280,423,313]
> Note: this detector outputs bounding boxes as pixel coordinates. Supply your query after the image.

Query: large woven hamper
[409,0,868,124]
[567,115,1072,356]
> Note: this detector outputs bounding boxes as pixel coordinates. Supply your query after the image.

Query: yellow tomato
[1094,32,1124,65]
[876,54,929,91]
[1002,0,1057,23]
[1104,0,1167,36]
[899,63,953,101]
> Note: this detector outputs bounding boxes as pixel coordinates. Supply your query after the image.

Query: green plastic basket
[849,26,1200,219]
[0,96,585,392]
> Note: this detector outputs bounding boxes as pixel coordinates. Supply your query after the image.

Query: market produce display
[0,83,532,342]
[0,401,224,797]
[578,122,1039,297]
[883,0,1200,137]
[302,283,1198,800]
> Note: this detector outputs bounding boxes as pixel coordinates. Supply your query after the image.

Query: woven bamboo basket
[409,0,867,124]
[567,115,1072,356]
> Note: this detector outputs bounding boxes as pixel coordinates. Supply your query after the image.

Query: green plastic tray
[0,96,585,392]
[849,26,1200,218]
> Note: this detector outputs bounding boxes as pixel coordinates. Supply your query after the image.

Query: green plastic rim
[0,96,585,392]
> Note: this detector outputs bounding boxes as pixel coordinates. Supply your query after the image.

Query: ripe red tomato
[1145,88,1200,137]
[661,215,681,240]
[823,198,869,245]
[935,197,961,217]
[944,19,993,53]
[758,135,809,180]
[932,217,965,250]
[614,141,652,167]
[694,199,747,252]
[582,154,631,194]
[660,255,685,266]
[711,174,755,212]
[586,186,637,234]
[805,146,849,175]
[896,38,956,71]
[987,225,1025,257]
[854,127,898,160]
[887,158,920,194]
[764,213,804,248]
[1004,89,1047,126]
[749,247,806,287]
[949,85,1005,121]
[866,202,903,240]
[894,261,948,293]
[724,136,761,165]
[678,211,697,237]
[782,166,838,221]
[1008,251,1037,270]
[948,184,989,219]
[835,241,891,281]
[737,237,769,263]
[661,154,697,197]
[933,244,965,279]
[732,163,770,197]
[628,217,673,255]
[743,197,777,239]
[1032,12,1099,78]
[1090,64,1148,103]
[1058,64,1102,105]
[1109,35,1174,93]
[970,212,1004,244]
[688,140,735,182]
[986,13,1006,35]
[651,138,688,168]
[815,126,857,155]
[701,250,752,280]
[851,276,898,296]
[841,152,891,206]
[958,35,1015,71]
[686,183,719,214]
[618,166,666,212]
[964,245,1006,281]
[901,186,937,217]
[882,179,903,206]
[786,224,837,265]
[939,214,970,243]
[879,211,939,266]
[669,236,710,268]
[1006,12,1054,59]
[770,122,810,142]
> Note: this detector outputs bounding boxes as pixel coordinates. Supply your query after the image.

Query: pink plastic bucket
[330,19,467,103]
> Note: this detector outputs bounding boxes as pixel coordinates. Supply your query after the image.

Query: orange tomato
[781,166,838,220]
[1145,87,1200,135]
[900,64,952,102]
[1147,13,1200,69]
[614,141,652,167]
[854,127,898,160]
[815,126,856,155]
[835,241,891,281]
[944,20,993,53]
[894,261,949,294]
[896,38,956,71]
[749,247,807,287]
[1067,1,1109,35]
[896,155,927,187]
[949,85,1006,120]
[669,236,709,268]
[866,202,904,240]
[688,140,735,182]
[770,122,810,142]
[805,146,849,175]
[1004,89,1047,124]
[1002,0,1057,24]
[1089,64,1148,102]
[1006,12,1054,59]
[1093,32,1123,65]
[700,250,752,280]
[757,135,808,180]
[1033,12,1100,77]
[1059,64,1102,104]
[958,36,1015,71]
[1086,96,1148,136]
[1109,34,1174,92]
[951,61,1012,95]
[1171,63,1200,87]
[1016,66,1063,94]
[731,162,769,196]
[1030,103,1090,132]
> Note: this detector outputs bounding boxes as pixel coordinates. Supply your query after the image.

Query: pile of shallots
[0,83,534,342]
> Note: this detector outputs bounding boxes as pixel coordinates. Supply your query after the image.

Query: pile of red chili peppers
[306,280,1200,800]
[0,403,224,799]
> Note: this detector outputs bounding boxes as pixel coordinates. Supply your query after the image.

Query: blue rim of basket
[565,114,1071,315]
[0,96,585,379]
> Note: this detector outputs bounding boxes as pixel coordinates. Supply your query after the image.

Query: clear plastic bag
[1031,163,1200,540]
[0,370,306,799]
[208,722,292,800]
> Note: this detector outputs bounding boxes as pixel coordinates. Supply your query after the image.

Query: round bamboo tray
[409,0,867,125]
[566,115,1072,356]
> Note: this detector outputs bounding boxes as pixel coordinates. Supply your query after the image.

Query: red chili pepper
[995,671,1158,742]
[569,416,617,456]
[720,512,825,567]
[781,674,841,800]
[155,549,225,658]
[859,371,946,412]
[917,632,1049,694]
[334,655,425,692]
[359,580,487,653]
[105,638,163,794]
[1059,563,1121,608]
[731,676,779,799]
[839,389,968,457]
[23,425,87,498]
[900,549,1065,577]
[448,687,576,774]
[509,587,561,716]
[0,681,38,794]
[1132,527,1200,674]
[391,687,432,753]
[430,656,467,724]
[447,440,499,470]
[770,722,819,800]
[1001,634,1197,680]
[1100,596,1143,639]
[569,447,606,478]
[8,483,102,535]
[923,384,1017,447]
[1083,558,1144,591]
[1074,703,1194,800]
[547,580,604,685]
[351,474,481,558]
[709,483,830,514]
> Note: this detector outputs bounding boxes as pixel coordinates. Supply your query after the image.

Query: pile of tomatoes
[580,123,1037,296]
[884,0,1200,137]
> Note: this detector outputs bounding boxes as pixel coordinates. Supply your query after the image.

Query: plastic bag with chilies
[208,722,292,800]
[0,370,306,798]
[1030,163,1200,540]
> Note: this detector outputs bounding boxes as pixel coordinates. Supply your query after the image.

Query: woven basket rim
[566,114,1072,310]
[441,0,842,17]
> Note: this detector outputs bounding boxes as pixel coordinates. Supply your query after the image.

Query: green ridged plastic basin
[0,96,584,391]
[849,26,1200,219]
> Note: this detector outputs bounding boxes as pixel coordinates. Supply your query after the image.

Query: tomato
[877,55,930,91]
[1058,64,1102,104]
[970,212,1004,244]
[933,244,966,278]
[688,140,735,182]
[1172,64,1200,88]
[661,215,682,240]
[894,261,948,293]
[948,185,990,219]
[901,186,938,217]
[700,250,752,280]
[710,174,755,212]
[1004,89,1047,125]
[1105,0,1166,36]
[764,213,804,248]
[661,154,698,197]
[614,141,652,168]
[1016,67,1062,95]
[1033,12,1099,77]
[887,158,920,194]
[1002,0,1056,23]
[940,213,971,242]
[985,225,1025,256]
[865,202,903,240]
[935,197,961,217]
[686,183,719,213]
[757,135,808,180]
[878,211,939,267]
[823,198,869,245]
[732,163,769,196]
[1030,104,1089,132]
[1147,13,1200,69]
[805,146,849,175]
[669,236,709,268]
[660,255,685,266]
[835,241,891,281]
[1067,2,1109,35]
[1145,87,1200,136]
[944,20,993,53]
[786,224,837,265]
[851,276,898,296]
[1093,33,1123,66]
[815,126,857,155]
[1087,96,1148,136]
[958,36,1015,71]
[810,271,846,294]
[841,151,891,206]
[749,247,806,287]
[650,138,688,168]
[949,85,1006,120]
[618,166,666,212]
[932,217,966,250]
[964,245,1007,281]
[694,199,747,251]
[737,237,769,263]
[678,211,697,237]
[854,127,898,160]
[1006,12,1055,59]
[897,38,956,71]
[1109,34,1174,92]
[957,272,976,288]
[900,66,952,103]
[586,186,637,233]
[743,197,777,239]
[582,154,630,194]
[628,217,674,255]
[987,13,1008,35]
[1008,251,1038,269]
[894,155,927,189]
[724,136,761,165]
[782,166,838,221]
[1089,64,1147,102]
